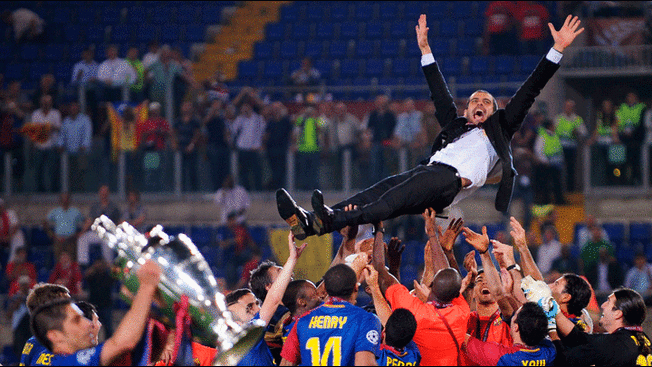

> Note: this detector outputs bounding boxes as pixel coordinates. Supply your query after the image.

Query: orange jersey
[386,284,470,366]
[463,310,513,365]
[154,342,216,366]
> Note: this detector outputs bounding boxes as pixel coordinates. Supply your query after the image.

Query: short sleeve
[463,337,505,366]
[355,313,382,355]
[280,322,301,364]
[385,284,428,318]
[51,343,104,366]
[47,209,56,223]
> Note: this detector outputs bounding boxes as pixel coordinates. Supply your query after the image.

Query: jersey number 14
[306,337,342,366]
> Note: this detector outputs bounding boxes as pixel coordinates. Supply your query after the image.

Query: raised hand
[549,15,584,53]
[463,250,478,276]
[339,204,359,239]
[387,237,405,265]
[364,265,380,290]
[509,217,527,250]
[500,268,514,295]
[415,14,431,54]
[422,208,438,238]
[462,226,490,254]
[491,239,515,267]
[413,280,431,303]
[437,217,464,252]
[288,232,308,260]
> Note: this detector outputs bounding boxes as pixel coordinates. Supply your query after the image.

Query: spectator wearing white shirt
[142,41,160,71]
[232,102,266,191]
[2,8,44,42]
[97,45,136,102]
[537,226,562,276]
[71,49,99,86]
[625,253,652,301]
[213,175,250,225]
[0,198,26,264]
[392,98,426,166]
[58,101,92,192]
[30,95,61,192]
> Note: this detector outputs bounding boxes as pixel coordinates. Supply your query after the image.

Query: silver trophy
[92,215,264,366]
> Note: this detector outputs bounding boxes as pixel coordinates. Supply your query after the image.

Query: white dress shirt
[231,113,266,150]
[97,58,136,87]
[30,108,62,150]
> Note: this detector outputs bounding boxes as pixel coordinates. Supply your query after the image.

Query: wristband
[478,247,489,254]
[506,263,521,272]
[372,225,384,235]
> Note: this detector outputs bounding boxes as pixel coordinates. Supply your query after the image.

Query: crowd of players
[14,208,652,366]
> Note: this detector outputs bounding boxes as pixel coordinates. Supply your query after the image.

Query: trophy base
[212,325,266,366]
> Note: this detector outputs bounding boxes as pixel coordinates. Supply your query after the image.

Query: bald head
[431,268,462,304]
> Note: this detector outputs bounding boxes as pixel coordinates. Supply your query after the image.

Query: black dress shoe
[276,189,315,240]
[311,189,334,235]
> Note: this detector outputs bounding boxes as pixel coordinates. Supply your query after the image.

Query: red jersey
[463,309,513,365]
[485,1,517,34]
[516,2,549,40]
[6,261,36,296]
[48,261,82,295]
[386,284,470,366]
[137,117,170,151]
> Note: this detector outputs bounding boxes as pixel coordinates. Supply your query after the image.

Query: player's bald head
[324,264,357,299]
[431,268,462,304]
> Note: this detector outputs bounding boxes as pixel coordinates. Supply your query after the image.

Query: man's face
[564,100,575,115]
[465,91,495,125]
[227,293,260,326]
[61,193,70,207]
[127,48,138,60]
[548,276,567,305]
[599,294,620,332]
[301,283,323,311]
[267,266,282,284]
[473,273,495,304]
[69,103,80,116]
[59,304,95,351]
[626,92,638,106]
[88,311,102,346]
[106,47,118,60]
[99,185,110,201]
[40,96,52,111]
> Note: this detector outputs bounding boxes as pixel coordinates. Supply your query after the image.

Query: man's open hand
[437,218,464,252]
[462,226,490,254]
[549,15,584,53]
[416,14,431,54]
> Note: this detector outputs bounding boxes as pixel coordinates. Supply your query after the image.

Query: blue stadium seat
[101,7,122,24]
[405,40,422,58]
[356,39,374,58]
[64,24,83,43]
[186,25,206,42]
[316,23,334,40]
[365,58,384,77]
[380,39,400,58]
[340,59,361,78]
[290,24,311,41]
[85,25,107,44]
[279,41,298,59]
[151,8,173,24]
[200,246,219,265]
[0,44,14,62]
[190,226,215,247]
[329,40,348,58]
[519,55,541,73]
[400,265,419,286]
[470,56,490,74]
[77,8,98,24]
[378,77,400,86]
[365,21,384,39]
[281,5,299,22]
[441,57,461,76]
[200,7,222,25]
[29,63,51,82]
[166,226,188,238]
[254,42,273,60]
[31,227,52,247]
[389,21,409,38]
[630,223,652,244]
[439,19,459,38]
[404,1,427,20]
[456,38,476,56]
[380,2,400,20]
[339,21,359,39]
[427,3,449,19]
[160,25,182,43]
[20,45,40,61]
[392,58,411,77]
[52,8,73,24]
[451,2,472,19]
[238,60,259,78]
[136,25,159,42]
[463,20,484,37]
[330,2,349,21]
[250,226,269,246]
[4,64,23,80]
[306,6,325,22]
[264,60,284,79]
[54,64,71,82]
[266,23,285,41]
[176,6,200,24]
[111,25,132,43]
[495,55,515,74]
[355,3,374,20]
[314,59,332,78]
[127,7,148,23]
[303,41,323,58]
[603,223,625,245]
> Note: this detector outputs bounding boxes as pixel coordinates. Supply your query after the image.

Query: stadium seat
[76,8,98,24]
[254,42,273,60]
[329,40,348,58]
[380,2,400,19]
[495,55,515,74]
[463,20,484,37]
[64,24,83,43]
[20,45,40,61]
[190,226,215,247]
[380,39,400,58]
[365,58,385,77]
[176,6,200,24]
[456,38,476,56]
[356,39,374,58]
[391,58,411,77]
[355,3,374,20]
[365,21,384,39]
[85,25,107,44]
[280,5,299,22]
[306,6,325,22]
[52,8,73,24]
[603,223,626,245]
[151,8,173,24]
[238,60,259,78]
[31,227,52,247]
[102,7,122,24]
[404,1,426,20]
[127,7,148,23]
[200,7,222,25]
[340,59,361,78]
[427,3,449,19]
[290,23,311,41]
[136,25,159,42]
[54,64,71,82]
[378,77,400,86]
[519,55,540,73]
[316,23,334,40]
[303,41,323,58]
[314,59,332,78]
[451,2,472,19]
[4,64,24,80]
[165,225,187,238]
[266,23,284,41]
[264,60,284,79]
[389,21,409,38]
[250,226,269,246]
[630,223,652,245]
[470,56,490,74]
[330,2,349,21]
[279,41,298,59]
[111,25,132,43]
[340,21,360,39]
[439,19,459,38]
[0,44,14,62]
[186,25,206,42]
[440,57,461,77]
[29,62,51,82]
[160,25,182,43]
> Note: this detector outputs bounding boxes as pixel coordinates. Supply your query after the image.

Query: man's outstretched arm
[371,223,399,295]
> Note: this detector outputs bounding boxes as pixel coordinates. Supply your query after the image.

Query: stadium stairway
[531,193,586,245]
[194,1,290,82]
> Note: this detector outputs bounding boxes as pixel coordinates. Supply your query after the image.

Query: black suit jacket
[422,56,560,212]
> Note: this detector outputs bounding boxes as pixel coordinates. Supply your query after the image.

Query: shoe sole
[311,190,327,235]
[276,189,308,240]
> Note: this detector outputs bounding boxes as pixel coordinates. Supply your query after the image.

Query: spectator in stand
[84,258,115,338]
[32,74,59,108]
[97,45,136,103]
[554,99,587,193]
[117,106,139,188]
[324,102,361,187]
[615,91,647,185]
[219,211,257,289]
[580,224,614,273]
[232,86,266,114]
[148,46,182,116]
[171,47,195,112]
[77,185,121,267]
[48,251,82,295]
[588,99,620,186]
[290,57,321,88]
[293,105,324,190]
[30,94,61,193]
[551,244,579,275]
[45,192,84,261]
[125,47,145,102]
[203,99,231,191]
[0,198,25,264]
[71,48,99,87]
[121,189,147,232]
[420,102,440,154]
[624,253,652,303]
[137,102,172,191]
[143,41,160,71]
[263,101,293,190]
[533,119,565,205]
[363,95,397,184]
[58,100,92,193]
[174,101,201,192]
[5,247,36,297]
[586,246,624,300]
[506,115,537,230]
[515,1,550,55]
[235,246,262,290]
[2,8,44,42]
[0,81,28,191]
[7,274,32,359]
[537,226,562,276]
[232,101,266,191]
[392,98,426,167]
[484,1,518,55]
[577,214,609,250]
[205,70,230,102]
[213,174,250,226]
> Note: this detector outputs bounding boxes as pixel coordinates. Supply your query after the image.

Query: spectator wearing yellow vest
[293,105,325,190]
[554,99,587,192]
[534,119,565,205]
[615,91,647,185]
[588,99,621,186]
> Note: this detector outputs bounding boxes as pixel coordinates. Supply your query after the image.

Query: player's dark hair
[432,268,461,304]
[323,264,357,299]
[515,302,548,347]
[562,273,592,316]
[283,280,311,315]
[26,283,71,314]
[30,298,73,351]
[249,260,278,301]
[76,301,98,321]
[225,288,253,307]
[467,90,499,112]
[385,308,417,350]
[613,288,649,355]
